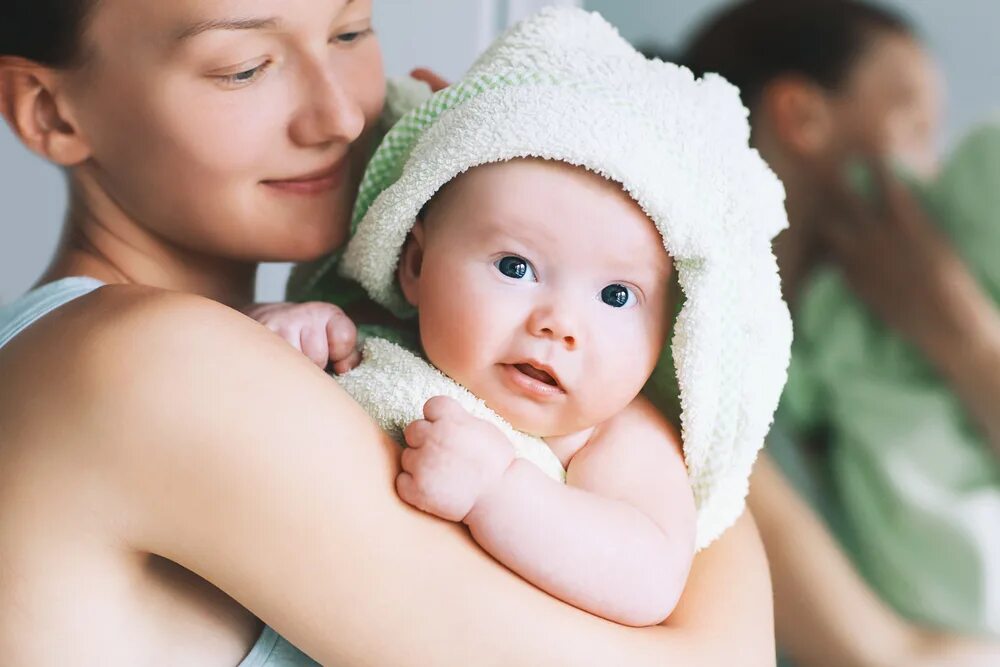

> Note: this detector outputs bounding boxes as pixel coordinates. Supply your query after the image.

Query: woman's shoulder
[0,282,353,514]
[1,284,307,414]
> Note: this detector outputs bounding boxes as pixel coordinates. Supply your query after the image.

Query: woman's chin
[258,229,349,264]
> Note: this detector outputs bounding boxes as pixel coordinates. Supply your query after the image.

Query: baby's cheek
[584,329,658,415]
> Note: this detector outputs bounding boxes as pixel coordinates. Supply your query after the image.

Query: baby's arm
[398,395,696,627]
[244,302,361,373]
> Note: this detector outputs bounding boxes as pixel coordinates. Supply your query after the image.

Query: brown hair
[681,0,913,112]
[1,0,99,67]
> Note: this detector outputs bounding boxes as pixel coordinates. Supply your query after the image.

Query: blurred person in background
[676,0,1000,665]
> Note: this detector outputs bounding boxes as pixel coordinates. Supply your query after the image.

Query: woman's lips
[262,159,348,195]
[500,363,566,399]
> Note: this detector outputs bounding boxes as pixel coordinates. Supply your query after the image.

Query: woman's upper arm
[65,288,774,666]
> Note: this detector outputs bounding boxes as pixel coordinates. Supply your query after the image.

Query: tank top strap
[0,277,105,349]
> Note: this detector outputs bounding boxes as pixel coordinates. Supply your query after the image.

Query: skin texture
[0,0,775,663]
[746,28,1000,667]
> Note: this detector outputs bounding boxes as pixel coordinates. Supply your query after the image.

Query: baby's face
[398,159,673,437]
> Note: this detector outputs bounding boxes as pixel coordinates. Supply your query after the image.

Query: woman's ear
[760,76,834,158]
[397,220,426,308]
[0,57,92,166]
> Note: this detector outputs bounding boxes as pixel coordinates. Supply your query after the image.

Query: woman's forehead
[88,0,365,47]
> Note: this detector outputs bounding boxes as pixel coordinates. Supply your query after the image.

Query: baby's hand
[245,302,361,374]
[397,396,515,523]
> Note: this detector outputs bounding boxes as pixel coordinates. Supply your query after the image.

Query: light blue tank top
[0,278,321,667]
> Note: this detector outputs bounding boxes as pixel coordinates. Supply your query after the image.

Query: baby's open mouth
[514,363,559,387]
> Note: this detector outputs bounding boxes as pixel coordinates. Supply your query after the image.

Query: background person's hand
[815,156,976,352]
[410,68,450,92]
[814,154,1000,452]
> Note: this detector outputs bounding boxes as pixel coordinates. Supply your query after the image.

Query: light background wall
[2,1,996,303]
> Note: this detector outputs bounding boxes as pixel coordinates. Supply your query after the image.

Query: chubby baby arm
[244,302,361,374]
[397,395,696,627]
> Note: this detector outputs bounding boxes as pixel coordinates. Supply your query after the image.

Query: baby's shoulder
[572,395,684,470]
[595,395,682,452]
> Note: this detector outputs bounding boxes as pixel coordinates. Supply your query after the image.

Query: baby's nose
[528,307,578,350]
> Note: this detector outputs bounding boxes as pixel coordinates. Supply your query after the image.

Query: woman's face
[64,0,385,262]
[829,31,944,178]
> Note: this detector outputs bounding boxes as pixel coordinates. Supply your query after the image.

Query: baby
[251,8,791,627]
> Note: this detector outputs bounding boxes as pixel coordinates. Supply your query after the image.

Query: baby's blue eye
[601,284,636,308]
[495,255,536,281]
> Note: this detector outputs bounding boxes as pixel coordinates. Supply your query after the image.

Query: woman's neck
[40,175,257,308]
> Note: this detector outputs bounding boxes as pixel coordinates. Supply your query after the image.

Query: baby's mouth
[513,363,560,388]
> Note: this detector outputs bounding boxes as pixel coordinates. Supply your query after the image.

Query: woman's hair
[1,0,98,67]
[680,0,913,112]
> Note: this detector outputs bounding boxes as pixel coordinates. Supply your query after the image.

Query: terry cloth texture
[297,7,793,550]
[338,337,567,483]
[780,121,1000,635]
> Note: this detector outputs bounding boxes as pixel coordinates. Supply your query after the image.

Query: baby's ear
[397,220,426,307]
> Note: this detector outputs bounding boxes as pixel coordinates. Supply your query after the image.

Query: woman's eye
[333,28,373,44]
[601,284,637,308]
[495,256,536,281]
[216,61,270,88]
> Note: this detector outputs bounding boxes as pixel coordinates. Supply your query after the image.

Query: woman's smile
[262,156,349,196]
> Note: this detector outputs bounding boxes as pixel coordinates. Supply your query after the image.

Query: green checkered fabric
[351,71,549,233]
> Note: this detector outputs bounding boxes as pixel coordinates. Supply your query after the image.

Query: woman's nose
[527,304,578,350]
[289,61,366,148]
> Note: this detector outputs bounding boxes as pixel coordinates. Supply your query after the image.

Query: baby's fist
[397,396,515,523]
[246,302,360,373]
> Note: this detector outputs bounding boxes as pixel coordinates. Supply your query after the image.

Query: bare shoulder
[568,395,692,525]
[1,284,310,404]
[580,394,684,462]
[0,283,351,533]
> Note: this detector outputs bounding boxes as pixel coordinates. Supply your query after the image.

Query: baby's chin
[483,393,592,439]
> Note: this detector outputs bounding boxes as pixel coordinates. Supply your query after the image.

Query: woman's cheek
[356,42,387,124]
[187,85,292,172]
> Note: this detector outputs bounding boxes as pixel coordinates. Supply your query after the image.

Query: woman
[682,1,1000,665]
[0,1,774,664]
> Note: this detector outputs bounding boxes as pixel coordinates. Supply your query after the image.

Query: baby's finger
[400,445,420,473]
[298,325,330,368]
[395,472,425,511]
[325,311,358,365]
[423,395,465,422]
[403,419,432,448]
[331,349,362,375]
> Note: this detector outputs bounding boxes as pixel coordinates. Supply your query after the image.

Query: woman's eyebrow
[174,17,282,42]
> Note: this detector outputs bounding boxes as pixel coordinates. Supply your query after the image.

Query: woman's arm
[750,453,1000,667]
[53,287,775,666]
